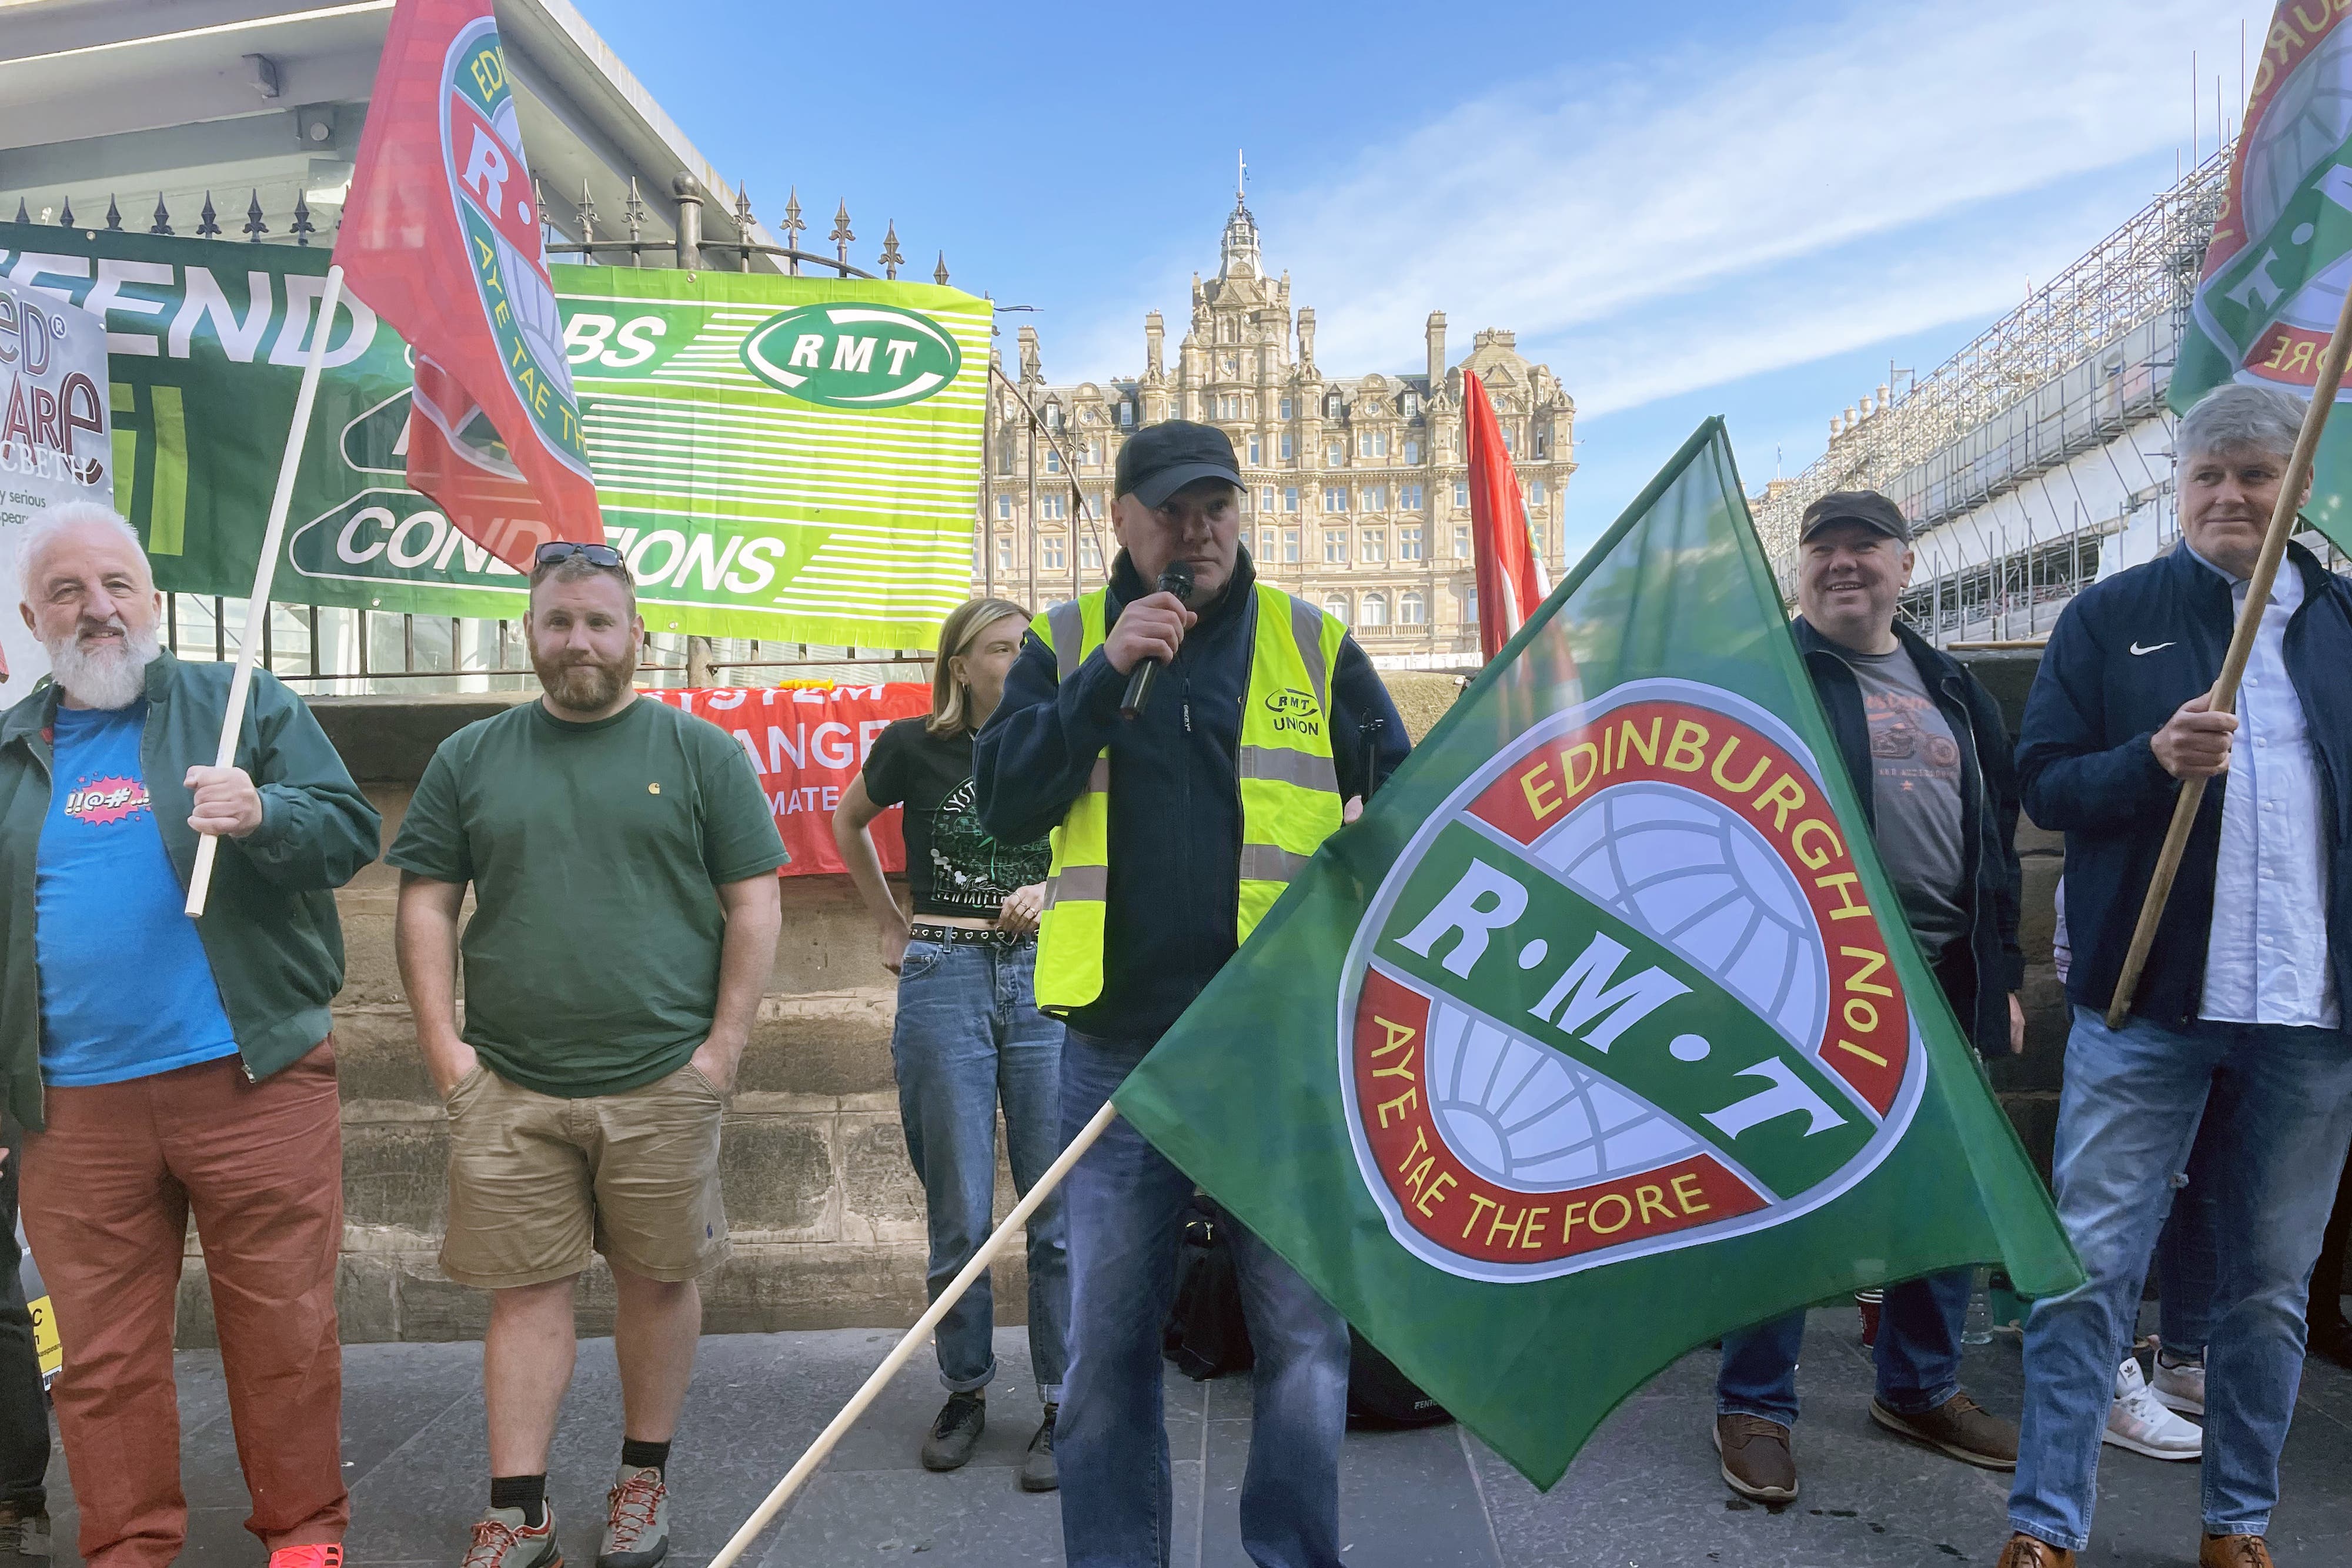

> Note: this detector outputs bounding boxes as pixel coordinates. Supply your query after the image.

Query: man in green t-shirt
[388,545,786,1568]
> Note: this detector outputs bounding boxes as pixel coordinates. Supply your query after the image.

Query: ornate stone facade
[978,192,1576,668]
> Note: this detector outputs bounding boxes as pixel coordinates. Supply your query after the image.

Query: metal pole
[980,390,995,599]
[673,173,705,272]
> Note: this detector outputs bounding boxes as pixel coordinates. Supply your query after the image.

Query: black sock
[620,1438,671,1476]
[489,1475,546,1528]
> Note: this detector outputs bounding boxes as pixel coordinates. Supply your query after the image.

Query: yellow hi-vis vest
[1030,580,1348,1015]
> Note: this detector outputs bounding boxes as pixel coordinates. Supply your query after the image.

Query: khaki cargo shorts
[441,1061,731,1289]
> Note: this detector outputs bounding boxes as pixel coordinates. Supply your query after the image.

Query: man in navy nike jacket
[1997,385,2352,1568]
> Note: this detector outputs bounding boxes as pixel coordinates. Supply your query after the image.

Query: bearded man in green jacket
[0,502,379,1568]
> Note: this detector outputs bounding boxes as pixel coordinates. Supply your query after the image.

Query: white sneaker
[2151,1353,2205,1417]
[2104,1357,2202,1461]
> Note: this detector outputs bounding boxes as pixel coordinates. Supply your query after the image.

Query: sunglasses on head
[533,541,626,570]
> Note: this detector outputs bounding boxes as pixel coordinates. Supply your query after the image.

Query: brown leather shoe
[1993,1534,2076,1567]
[1713,1412,1798,1502]
[1869,1392,2018,1469]
[2199,1534,2276,1568]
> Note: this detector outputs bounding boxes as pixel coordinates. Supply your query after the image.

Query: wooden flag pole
[706,1098,1121,1568]
[2103,283,2352,1027]
[184,265,347,919]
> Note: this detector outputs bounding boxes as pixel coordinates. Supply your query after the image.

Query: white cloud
[1060,0,2270,413]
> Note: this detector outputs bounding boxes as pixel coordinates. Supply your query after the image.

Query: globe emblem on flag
[2237,16,2352,355]
[1337,678,1925,1284]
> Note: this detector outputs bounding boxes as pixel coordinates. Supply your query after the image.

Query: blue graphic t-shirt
[35,701,240,1086]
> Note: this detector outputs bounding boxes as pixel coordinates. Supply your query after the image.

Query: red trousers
[21,1042,348,1567]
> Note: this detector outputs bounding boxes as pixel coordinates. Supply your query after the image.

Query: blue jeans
[2157,1110,2222,1359]
[1056,1030,1350,1568]
[891,938,1070,1403]
[1718,1268,1973,1425]
[2010,1008,2352,1551]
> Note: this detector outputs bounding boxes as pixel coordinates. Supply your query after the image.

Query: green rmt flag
[1112,421,2080,1488]
[2171,2,2352,553]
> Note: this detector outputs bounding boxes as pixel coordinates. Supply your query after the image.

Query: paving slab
[22,1308,2352,1567]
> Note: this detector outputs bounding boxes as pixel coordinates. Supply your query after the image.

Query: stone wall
[172,664,2077,1347]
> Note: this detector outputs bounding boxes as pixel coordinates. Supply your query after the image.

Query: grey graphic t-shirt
[858,717,1050,918]
[1835,646,1969,961]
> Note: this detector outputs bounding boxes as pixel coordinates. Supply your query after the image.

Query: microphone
[1119,559,1195,720]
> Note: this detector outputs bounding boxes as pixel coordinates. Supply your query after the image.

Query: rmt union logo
[1265,687,1322,737]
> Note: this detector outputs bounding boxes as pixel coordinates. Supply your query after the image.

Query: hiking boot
[1993,1534,2075,1567]
[1869,1391,2017,1469]
[2104,1356,2201,1461]
[0,1508,49,1565]
[462,1503,561,1568]
[1712,1413,1797,1502]
[1017,1404,1058,1493]
[598,1466,669,1568]
[2199,1534,2275,1568]
[268,1549,342,1568]
[2153,1352,2207,1417]
[920,1392,985,1472]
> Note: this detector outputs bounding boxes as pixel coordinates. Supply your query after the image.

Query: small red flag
[335,0,602,569]
[1462,370,1545,660]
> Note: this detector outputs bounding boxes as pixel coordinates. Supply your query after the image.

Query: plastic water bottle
[1962,1268,1996,1346]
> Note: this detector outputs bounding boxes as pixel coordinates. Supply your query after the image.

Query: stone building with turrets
[979,188,1576,669]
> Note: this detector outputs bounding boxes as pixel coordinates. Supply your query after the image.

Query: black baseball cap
[1116,420,1243,509]
[1799,490,1913,543]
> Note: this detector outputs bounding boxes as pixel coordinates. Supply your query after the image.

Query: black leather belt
[908,922,1031,948]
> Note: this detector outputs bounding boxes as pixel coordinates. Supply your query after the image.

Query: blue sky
[574,0,2267,557]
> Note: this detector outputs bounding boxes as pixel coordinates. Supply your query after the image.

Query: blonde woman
[832,597,1067,1492]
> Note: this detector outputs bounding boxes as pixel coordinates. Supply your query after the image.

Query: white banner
[0,279,113,706]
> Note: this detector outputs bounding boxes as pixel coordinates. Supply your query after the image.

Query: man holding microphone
[977,421,1409,1568]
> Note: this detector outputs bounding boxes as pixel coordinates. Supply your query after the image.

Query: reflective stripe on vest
[1030,580,1345,1015]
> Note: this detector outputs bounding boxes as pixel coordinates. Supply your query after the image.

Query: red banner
[1464,369,1546,661]
[335,0,603,568]
[649,684,930,875]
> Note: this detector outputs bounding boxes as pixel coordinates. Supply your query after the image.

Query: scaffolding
[1755,146,2236,579]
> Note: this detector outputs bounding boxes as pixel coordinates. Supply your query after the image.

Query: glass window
[1399,525,1424,561]
[1325,393,1342,418]
[1042,493,1065,519]
[1325,440,1345,466]
[1281,433,1295,463]
[1323,593,1350,624]
[1454,524,1471,558]
[1282,527,1300,563]
[1284,486,1300,513]
[1247,434,1262,466]
[1279,397,1294,420]
[1403,392,1420,417]
[1322,486,1348,513]
[1238,486,1253,514]
[1258,528,1277,560]
[1401,483,1424,510]
[1324,529,1348,563]
[1042,536,1065,571]
[1120,401,1134,427]
[1362,529,1385,562]
[1046,403,1063,429]
[1464,586,1479,622]
[1500,426,1514,453]
[995,494,1013,520]
[1362,486,1387,512]
[1534,428,1549,457]
[1454,480,1470,509]
[995,537,1014,571]
[1401,591,1425,626]
[1404,439,1421,465]
[1529,479,1546,504]
[1262,486,1277,514]
[1045,447,1063,474]
[1361,593,1388,627]
[1081,536,1102,571]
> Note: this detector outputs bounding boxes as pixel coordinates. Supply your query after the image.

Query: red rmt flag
[336,0,602,567]
[1463,369,1546,661]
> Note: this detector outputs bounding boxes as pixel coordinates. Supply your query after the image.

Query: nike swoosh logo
[2129,641,2176,656]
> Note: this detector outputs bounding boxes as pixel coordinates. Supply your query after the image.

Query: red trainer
[269,1548,345,1568]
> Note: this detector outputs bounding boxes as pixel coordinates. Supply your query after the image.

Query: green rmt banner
[1112,421,2080,1487]
[0,223,988,648]
[2173,2,2352,553]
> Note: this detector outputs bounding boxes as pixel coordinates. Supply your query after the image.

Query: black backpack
[1161,1196,1255,1380]
[1347,1329,1453,1428]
